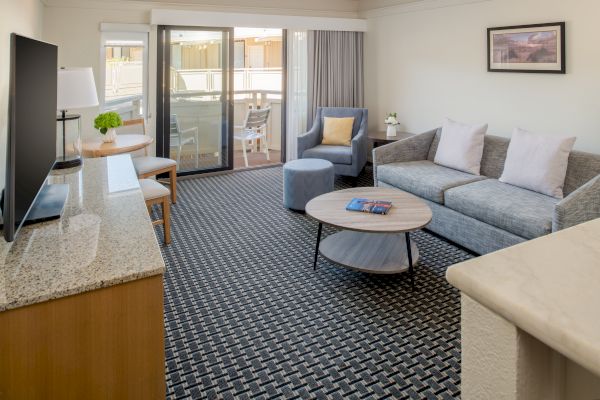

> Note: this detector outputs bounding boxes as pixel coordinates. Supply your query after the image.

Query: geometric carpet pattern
[158,166,473,399]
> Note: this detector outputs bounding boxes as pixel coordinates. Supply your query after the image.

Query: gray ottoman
[283,158,335,211]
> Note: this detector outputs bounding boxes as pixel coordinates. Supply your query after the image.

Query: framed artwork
[487,22,566,74]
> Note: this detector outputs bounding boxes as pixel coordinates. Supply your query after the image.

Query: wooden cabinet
[0,276,165,399]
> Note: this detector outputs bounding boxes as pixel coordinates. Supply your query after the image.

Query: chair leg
[162,196,171,245]
[169,166,177,204]
[195,137,199,169]
[264,137,270,161]
[241,139,249,168]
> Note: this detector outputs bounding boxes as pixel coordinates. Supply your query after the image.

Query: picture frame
[487,22,566,74]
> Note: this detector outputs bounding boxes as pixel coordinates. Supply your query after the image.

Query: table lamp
[56,67,99,169]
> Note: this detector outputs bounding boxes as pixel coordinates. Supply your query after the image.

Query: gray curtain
[307,30,364,127]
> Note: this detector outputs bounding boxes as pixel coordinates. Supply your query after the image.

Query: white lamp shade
[57,67,99,110]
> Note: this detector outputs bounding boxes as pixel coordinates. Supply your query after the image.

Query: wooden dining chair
[139,179,171,245]
[121,118,178,204]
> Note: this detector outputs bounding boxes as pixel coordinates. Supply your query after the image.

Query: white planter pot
[102,128,117,143]
[386,124,397,137]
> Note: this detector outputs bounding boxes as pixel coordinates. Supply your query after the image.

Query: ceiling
[117,0,420,9]
[42,0,426,15]
[358,0,423,11]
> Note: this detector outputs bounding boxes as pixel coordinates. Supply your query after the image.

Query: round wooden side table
[82,134,153,158]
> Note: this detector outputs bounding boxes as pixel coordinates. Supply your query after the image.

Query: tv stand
[0,156,166,399]
[23,183,69,226]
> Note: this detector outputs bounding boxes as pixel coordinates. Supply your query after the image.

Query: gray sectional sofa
[373,128,600,254]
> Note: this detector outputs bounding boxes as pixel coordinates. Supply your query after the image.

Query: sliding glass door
[157,26,234,175]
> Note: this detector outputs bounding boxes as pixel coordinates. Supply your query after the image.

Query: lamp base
[56,112,82,170]
[54,156,82,170]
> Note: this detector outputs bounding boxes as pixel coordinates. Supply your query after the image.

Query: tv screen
[4,34,58,242]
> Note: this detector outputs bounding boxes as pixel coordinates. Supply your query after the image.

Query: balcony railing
[105,60,143,103]
[104,65,282,116]
[170,67,282,94]
[105,63,282,101]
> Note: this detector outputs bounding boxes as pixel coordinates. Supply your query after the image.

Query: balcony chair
[119,118,177,204]
[170,114,199,170]
[297,107,368,179]
[234,107,271,168]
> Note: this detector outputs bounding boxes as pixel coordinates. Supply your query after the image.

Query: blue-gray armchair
[297,107,368,178]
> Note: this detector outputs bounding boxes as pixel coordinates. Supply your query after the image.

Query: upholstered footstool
[283,158,335,211]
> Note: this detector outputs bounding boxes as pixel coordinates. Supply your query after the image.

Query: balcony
[106,66,283,171]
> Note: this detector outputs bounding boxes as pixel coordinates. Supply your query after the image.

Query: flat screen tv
[3,34,62,242]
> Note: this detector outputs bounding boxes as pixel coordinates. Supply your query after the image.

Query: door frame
[156,25,234,176]
[281,29,288,164]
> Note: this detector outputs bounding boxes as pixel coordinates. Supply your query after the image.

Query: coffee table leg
[405,232,415,291]
[313,223,323,270]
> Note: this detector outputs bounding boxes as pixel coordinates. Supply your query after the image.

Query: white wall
[0,0,45,192]
[43,7,153,151]
[365,0,600,152]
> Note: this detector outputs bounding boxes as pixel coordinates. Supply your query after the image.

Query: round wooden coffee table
[306,187,432,288]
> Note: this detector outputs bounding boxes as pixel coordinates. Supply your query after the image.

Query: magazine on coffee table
[346,198,392,215]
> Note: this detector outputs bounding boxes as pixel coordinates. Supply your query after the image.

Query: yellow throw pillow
[321,117,354,146]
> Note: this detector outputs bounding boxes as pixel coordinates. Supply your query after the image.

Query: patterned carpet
[158,166,473,399]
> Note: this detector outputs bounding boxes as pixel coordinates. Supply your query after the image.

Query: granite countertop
[0,155,165,312]
[446,219,600,377]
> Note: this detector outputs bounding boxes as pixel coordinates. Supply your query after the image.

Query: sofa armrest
[352,129,366,152]
[372,128,437,184]
[297,123,320,159]
[351,114,369,174]
[553,174,600,231]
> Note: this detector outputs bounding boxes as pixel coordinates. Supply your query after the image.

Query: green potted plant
[94,111,122,143]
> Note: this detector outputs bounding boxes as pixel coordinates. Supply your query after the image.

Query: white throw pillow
[499,128,576,198]
[434,118,488,175]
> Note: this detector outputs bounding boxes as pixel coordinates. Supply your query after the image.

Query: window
[247,45,265,68]
[100,31,148,120]
[234,40,245,68]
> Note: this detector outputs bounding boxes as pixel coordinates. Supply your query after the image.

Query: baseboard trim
[170,163,283,182]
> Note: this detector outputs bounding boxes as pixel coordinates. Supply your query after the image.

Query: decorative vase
[386,124,397,137]
[102,128,117,143]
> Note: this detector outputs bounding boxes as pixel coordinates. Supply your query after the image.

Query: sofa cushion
[429,130,511,179]
[319,107,365,138]
[139,178,170,201]
[434,118,487,175]
[132,156,176,176]
[376,160,485,204]
[499,128,576,198]
[303,144,352,165]
[321,117,354,146]
[445,179,559,239]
